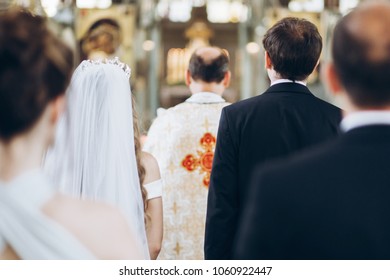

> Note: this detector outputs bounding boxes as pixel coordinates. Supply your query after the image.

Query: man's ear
[185,70,192,87]
[315,58,320,70]
[223,71,231,88]
[265,51,273,69]
[50,94,66,124]
[323,62,343,97]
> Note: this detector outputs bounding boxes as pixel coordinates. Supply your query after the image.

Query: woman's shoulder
[141,151,158,167]
[141,152,161,184]
[43,194,143,259]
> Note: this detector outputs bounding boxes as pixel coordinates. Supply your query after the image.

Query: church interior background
[1,0,359,130]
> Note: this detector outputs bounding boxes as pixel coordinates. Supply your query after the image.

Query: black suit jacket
[205,82,342,259]
[234,125,390,260]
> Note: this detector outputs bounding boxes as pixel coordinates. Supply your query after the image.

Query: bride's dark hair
[0,9,73,140]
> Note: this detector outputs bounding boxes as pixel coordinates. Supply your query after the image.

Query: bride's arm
[141,152,163,260]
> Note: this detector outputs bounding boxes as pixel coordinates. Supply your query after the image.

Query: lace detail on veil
[80,57,131,79]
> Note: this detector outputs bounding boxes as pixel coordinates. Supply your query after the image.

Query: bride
[44,58,152,259]
[0,9,141,259]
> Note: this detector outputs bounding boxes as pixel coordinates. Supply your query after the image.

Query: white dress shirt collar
[340,111,390,132]
[185,91,226,104]
[271,79,307,87]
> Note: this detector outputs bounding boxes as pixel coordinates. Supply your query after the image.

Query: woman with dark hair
[0,9,142,260]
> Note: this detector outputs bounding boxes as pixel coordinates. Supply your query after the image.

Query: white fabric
[0,169,95,259]
[143,93,229,259]
[185,92,226,104]
[340,111,390,132]
[271,79,307,86]
[44,59,149,259]
[144,179,162,200]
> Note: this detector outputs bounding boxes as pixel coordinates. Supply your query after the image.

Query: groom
[205,17,342,259]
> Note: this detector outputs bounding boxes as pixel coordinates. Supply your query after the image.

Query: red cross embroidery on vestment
[181,132,216,187]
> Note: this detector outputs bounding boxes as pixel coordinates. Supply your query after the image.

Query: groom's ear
[50,94,66,124]
[265,51,273,69]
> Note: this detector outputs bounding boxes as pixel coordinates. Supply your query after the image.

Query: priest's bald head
[327,0,390,110]
[186,46,231,96]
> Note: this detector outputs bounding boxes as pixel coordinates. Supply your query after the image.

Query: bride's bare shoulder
[42,194,142,260]
[141,151,161,184]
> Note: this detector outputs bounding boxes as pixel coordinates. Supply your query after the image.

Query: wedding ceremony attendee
[0,9,142,259]
[205,17,342,259]
[143,46,230,259]
[44,58,152,259]
[133,98,163,260]
[234,0,390,260]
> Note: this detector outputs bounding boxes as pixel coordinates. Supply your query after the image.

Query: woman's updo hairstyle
[0,9,73,140]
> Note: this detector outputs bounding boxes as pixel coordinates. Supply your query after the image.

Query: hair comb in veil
[80,57,131,79]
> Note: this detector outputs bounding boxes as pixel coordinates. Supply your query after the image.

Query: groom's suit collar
[264,82,314,96]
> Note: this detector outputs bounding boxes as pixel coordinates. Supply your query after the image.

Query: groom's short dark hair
[263,17,322,81]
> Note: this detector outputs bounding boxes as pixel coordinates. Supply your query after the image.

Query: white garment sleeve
[144,179,163,200]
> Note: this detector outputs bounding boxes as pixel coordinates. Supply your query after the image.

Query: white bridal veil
[44,58,149,259]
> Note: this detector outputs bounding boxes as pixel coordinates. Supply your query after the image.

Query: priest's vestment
[143,92,229,260]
